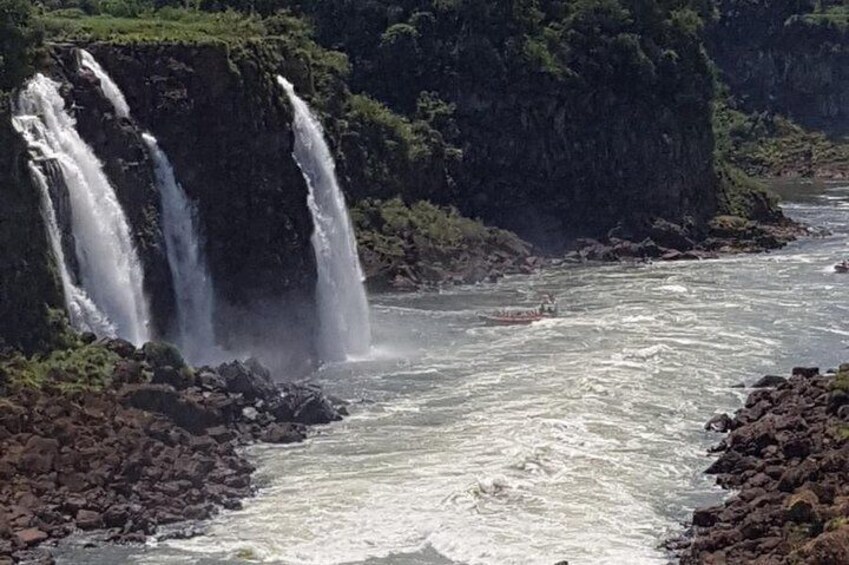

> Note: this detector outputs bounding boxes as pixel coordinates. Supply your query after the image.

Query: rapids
[57,183,849,564]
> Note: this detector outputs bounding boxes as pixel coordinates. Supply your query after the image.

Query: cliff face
[0,96,65,354]
[710,0,849,136]
[48,48,176,338]
[2,42,319,370]
[287,0,722,251]
[81,42,318,371]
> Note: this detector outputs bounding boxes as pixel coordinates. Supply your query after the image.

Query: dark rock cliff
[0,96,65,354]
[81,42,319,372]
[710,0,849,136]
[286,0,722,252]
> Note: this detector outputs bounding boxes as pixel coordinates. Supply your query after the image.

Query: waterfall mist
[278,76,371,361]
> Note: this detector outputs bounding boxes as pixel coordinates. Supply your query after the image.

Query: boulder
[705,413,734,433]
[217,360,277,401]
[271,384,342,425]
[75,509,103,530]
[103,338,136,359]
[261,423,305,444]
[752,375,787,388]
[650,218,695,251]
[142,342,186,370]
[120,384,222,434]
[151,366,192,390]
[15,528,47,547]
[796,525,849,564]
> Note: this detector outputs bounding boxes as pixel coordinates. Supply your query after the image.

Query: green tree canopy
[0,0,40,91]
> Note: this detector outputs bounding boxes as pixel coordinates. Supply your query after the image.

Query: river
[59,182,849,564]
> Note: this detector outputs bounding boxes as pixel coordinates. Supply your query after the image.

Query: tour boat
[478,310,544,325]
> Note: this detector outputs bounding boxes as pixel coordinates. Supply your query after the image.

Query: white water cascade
[278,76,371,361]
[142,133,217,362]
[26,162,115,336]
[81,49,218,361]
[13,74,151,344]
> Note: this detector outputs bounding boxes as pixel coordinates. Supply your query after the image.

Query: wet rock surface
[676,365,849,564]
[0,339,342,563]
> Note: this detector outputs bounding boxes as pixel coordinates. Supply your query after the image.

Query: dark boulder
[119,384,222,434]
[705,413,734,433]
[217,360,277,401]
[649,219,695,251]
[752,375,787,388]
[271,384,342,425]
[261,423,305,444]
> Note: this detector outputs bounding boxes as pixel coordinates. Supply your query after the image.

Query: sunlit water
[60,184,849,564]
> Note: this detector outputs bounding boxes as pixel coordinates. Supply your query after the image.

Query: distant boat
[478,294,558,326]
[835,261,849,273]
[478,309,543,326]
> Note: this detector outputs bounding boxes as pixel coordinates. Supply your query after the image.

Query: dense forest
[5,0,744,248]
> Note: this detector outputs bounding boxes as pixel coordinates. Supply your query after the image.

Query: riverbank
[354,197,809,292]
[676,364,849,563]
[0,338,343,564]
[572,214,806,263]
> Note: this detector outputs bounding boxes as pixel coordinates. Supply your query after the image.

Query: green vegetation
[716,104,849,178]
[825,517,849,532]
[353,197,528,259]
[0,0,41,91]
[0,342,120,393]
[141,340,185,369]
[41,9,265,43]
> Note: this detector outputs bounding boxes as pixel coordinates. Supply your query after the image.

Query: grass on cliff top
[41,8,266,44]
[0,342,120,393]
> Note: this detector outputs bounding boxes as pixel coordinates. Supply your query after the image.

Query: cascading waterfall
[278,76,371,361]
[26,162,115,336]
[142,133,217,362]
[80,49,218,361]
[13,74,151,345]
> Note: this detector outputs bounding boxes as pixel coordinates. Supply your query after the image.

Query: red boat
[478,310,543,325]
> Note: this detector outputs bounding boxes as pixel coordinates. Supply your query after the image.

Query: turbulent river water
[61,183,849,565]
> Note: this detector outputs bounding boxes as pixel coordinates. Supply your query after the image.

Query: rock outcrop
[0,95,65,355]
[0,338,343,564]
[677,365,849,564]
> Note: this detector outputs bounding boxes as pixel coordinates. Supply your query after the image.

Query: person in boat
[538,294,558,316]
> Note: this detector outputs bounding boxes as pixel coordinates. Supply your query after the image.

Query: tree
[0,0,39,91]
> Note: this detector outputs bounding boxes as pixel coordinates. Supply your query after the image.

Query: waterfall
[79,50,130,119]
[278,76,371,361]
[27,162,116,336]
[80,49,218,361]
[142,134,217,362]
[13,74,151,345]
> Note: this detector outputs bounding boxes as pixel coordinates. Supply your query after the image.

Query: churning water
[279,76,371,362]
[59,183,849,564]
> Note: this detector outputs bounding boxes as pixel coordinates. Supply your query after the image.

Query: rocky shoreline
[571,216,806,264]
[675,365,849,564]
[0,338,344,564]
[356,203,810,292]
